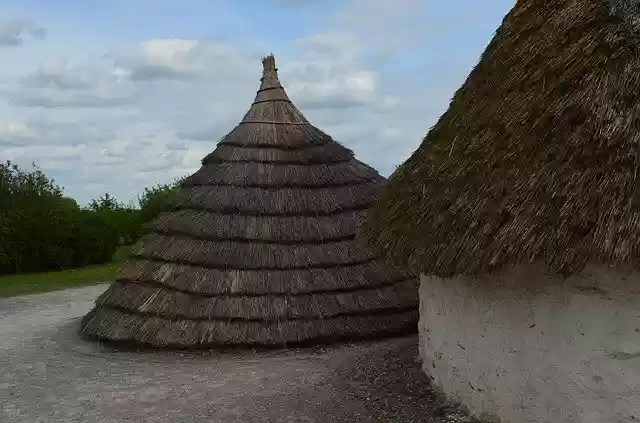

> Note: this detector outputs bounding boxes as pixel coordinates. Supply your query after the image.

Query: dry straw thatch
[364,0,640,278]
[79,54,418,348]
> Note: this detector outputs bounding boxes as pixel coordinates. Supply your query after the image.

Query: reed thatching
[363,0,640,278]
[79,54,418,348]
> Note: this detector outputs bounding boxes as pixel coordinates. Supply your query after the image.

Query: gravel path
[0,285,476,423]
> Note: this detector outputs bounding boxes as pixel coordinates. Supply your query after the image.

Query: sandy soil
[0,285,475,423]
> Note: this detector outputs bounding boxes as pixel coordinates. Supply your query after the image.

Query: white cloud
[296,32,359,61]
[0,0,436,205]
[334,0,426,59]
[110,36,382,110]
[0,121,41,146]
[0,33,411,203]
[5,144,86,162]
[111,39,258,82]
[0,116,117,147]
[286,68,377,109]
[5,59,138,108]
[0,19,46,47]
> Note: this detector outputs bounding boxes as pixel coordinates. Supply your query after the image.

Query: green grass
[0,246,131,298]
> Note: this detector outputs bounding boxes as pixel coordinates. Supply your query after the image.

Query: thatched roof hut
[363,1,640,422]
[79,55,418,348]
[364,0,640,278]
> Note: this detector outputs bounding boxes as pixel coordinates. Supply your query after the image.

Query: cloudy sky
[0,0,513,205]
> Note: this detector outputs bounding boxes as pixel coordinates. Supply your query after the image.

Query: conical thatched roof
[79,55,418,348]
[364,0,640,278]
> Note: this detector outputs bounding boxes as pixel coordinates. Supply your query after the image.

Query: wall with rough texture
[419,265,640,423]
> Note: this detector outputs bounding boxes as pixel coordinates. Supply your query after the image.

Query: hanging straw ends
[78,305,419,349]
[92,278,419,322]
[116,259,414,296]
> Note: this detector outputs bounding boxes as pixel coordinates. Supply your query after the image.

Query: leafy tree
[69,210,120,266]
[88,192,121,212]
[0,161,71,273]
[0,161,62,203]
[0,161,119,275]
[137,177,184,225]
[87,193,141,245]
[0,161,188,276]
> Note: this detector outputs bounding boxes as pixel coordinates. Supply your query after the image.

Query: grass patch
[0,246,131,298]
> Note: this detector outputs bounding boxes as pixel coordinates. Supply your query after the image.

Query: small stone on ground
[0,286,476,423]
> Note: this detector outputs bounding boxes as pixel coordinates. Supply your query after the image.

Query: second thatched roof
[364,0,640,278]
[79,54,418,348]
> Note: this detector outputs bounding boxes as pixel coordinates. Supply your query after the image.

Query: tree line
[0,160,182,276]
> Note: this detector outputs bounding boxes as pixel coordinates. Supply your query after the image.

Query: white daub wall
[418,265,640,423]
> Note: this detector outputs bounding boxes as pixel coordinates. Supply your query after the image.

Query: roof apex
[243,53,304,124]
[262,54,277,72]
[258,53,283,92]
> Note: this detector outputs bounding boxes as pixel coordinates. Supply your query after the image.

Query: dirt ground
[0,285,476,423]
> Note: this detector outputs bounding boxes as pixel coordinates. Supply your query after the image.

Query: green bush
[137,178,184,225]
[69,209,121,266]
[0,160,185,276]
[0,161,120,275]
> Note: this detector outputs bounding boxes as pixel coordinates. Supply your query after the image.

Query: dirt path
[0,285,475,423]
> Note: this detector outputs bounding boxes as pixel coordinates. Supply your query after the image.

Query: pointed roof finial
[262,54,277,71]
[253,53,290,104]
[261,54,279,83]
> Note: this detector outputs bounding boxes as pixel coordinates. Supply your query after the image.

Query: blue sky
[0,0,513,205]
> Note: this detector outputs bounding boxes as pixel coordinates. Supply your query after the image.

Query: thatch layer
[117,259,412,295]
[242,100,308,124]
[173,183,383,215]
[130,233,375,269]
[182,161,380,187]
[364,0,640,277]
[80,307,418,348]
[202,143,354,164]
[218,123,329,148]
[79,54,417,347]
[149,209,368,242]
[95,279,418,321]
